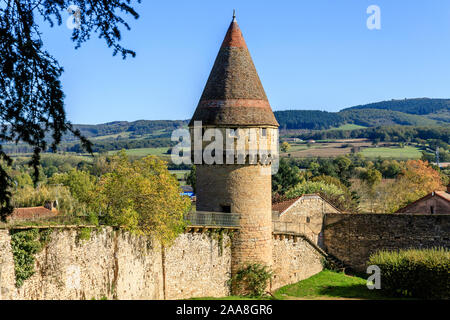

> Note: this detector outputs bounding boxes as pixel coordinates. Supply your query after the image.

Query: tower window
[306,217,310,223]
[228,128,237,138]
[221,205,231,213]
[261,128,267,137]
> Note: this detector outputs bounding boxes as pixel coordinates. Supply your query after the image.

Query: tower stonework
[189,15,279,274]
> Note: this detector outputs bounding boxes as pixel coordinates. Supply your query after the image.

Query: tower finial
[232,9,236,22]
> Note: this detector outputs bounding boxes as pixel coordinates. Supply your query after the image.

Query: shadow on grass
[274,270,410,300]
[315,284,387,300]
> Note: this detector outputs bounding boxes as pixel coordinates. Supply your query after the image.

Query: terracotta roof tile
[272,196,301,214]
[272,194,342,215]
[10,207,58,220]
[436,191,450,202]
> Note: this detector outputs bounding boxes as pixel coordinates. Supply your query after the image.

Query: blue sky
[39,0,450,124]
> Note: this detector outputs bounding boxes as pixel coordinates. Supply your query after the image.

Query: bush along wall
[229,263,273,298]
[368,248,450,299]
[9,228,53,287]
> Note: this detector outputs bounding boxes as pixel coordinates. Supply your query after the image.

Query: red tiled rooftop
[272,196,301,214]
[10,206,58,220]
[435,191,450,202]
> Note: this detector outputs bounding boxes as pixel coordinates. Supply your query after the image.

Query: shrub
[10,229,52,287]
[229,263,273,298]
[368,248,450,299]
[76,227,92,243]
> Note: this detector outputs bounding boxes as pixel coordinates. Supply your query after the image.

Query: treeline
[274,110,343,130]
[66,137,173,153]
[274,108,441,131]
[1,137,173,154]
[343,98,450,115]
[297,126,450,144]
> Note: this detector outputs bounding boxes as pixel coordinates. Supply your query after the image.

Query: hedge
[368,248,449,299]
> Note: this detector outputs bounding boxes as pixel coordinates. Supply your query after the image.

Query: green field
[108,147,170,157]
[327,124,367,131]
[359,146,422,160]
[169,170,190,179]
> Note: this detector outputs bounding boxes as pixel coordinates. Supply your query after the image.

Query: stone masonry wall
[0,227,325,299]
[323,214,450,271]
[0,227,232,300]
[164,232,232,299]
[271,236,324,290]
[276,195,340,245]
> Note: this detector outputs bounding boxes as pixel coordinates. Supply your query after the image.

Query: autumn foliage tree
[387,160,447,212]
[97,152,191,245]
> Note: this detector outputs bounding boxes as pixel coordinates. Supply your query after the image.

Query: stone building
[272,194,341,247]
[189,13,279,273]
[395,191,450,214]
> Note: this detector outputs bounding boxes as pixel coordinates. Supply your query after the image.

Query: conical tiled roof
[189,16,279,127]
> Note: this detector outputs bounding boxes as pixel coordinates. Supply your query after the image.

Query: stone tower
[189,14,279,273]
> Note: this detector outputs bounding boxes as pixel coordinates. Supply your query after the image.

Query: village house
[395,190,450,214]
[272,194,341,247]
[7,201,59,222]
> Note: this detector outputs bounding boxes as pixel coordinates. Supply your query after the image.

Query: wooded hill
[276,98,450,130]
[3,98,449,154]
[64,98,449,138]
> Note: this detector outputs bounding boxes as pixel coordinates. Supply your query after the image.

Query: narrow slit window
[221,205,231,213]
[261,128,267,137]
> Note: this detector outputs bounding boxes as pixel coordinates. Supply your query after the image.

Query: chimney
[44,200,58,212]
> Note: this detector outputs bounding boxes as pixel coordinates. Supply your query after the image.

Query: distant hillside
[338,109,439,127]
[4,98,449,155]
[63,120,188,141]
[274,107,442,131]
[58,98,447,139]
[342,98,450,115]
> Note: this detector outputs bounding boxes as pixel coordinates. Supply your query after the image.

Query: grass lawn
[358,146,422,160]
[192,270,399,300]
[274,270,391,300]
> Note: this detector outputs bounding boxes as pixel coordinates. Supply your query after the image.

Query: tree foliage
[386,160,447,212]
[97,152,191,245]
[185,165,196,193]
[280,141,291,152]
[285,181,347,210]
[49,168,97,211]
[272,158,304,194]
[0,0,141,220]
[11,184,81,215]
